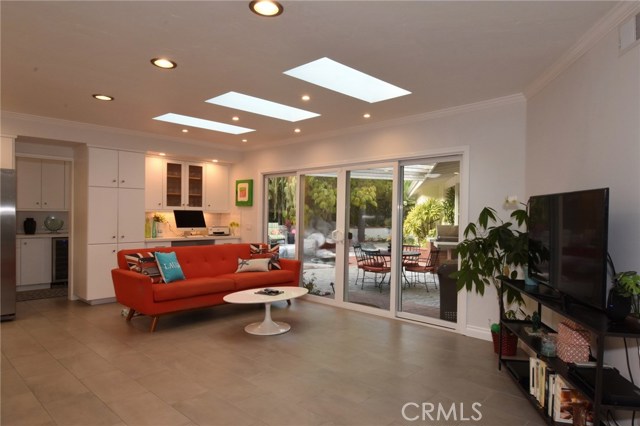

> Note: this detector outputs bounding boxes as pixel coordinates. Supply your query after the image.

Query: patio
[301,255,444,319]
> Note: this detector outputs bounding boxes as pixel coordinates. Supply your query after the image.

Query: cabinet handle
[112,236,116,239]
[121,180,125,183]
[112,250,116,253]
[112,179,117,183]
[158,203,161,206]
[43,202,47,205]
[121,235,125,239]
[36,201,40,205]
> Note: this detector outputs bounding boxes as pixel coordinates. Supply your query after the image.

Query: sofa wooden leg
[287,299,291,306]
[126,309,135,321]
[150,316,159,332]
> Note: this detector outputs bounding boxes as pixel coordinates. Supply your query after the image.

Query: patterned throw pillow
[250,253,281,270]
[249,243,265,254]
[155,251,185,283]
[236,257,270,273]
[124,252,163,283]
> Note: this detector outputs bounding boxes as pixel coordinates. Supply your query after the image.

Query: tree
[403,198,444,246]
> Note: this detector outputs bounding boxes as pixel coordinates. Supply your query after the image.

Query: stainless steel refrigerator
[1,168,16,321]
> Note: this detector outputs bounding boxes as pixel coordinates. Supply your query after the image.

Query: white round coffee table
[223,286,308,335]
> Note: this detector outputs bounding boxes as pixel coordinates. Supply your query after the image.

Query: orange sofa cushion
[153,277,236,302]
[218,270,295,290]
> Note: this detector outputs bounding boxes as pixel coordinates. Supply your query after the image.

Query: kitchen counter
[17,233,69,239]
[145,235,238,242]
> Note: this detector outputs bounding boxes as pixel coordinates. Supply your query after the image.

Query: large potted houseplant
[453,205,543,355]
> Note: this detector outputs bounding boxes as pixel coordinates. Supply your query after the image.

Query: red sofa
[111,244,301,332]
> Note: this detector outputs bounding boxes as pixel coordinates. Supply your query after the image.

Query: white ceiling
[1,1,617,151]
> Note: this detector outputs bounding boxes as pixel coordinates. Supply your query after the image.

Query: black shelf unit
[499,279,640,425]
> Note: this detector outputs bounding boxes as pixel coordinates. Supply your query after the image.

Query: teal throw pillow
[155,251,185,283]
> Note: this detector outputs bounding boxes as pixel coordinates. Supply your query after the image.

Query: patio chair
[353,244,380,287]
[361,250,391,292]
[404,249,440,291]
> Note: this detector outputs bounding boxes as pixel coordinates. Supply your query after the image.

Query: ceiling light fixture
[92,94,113,101]
[182,129,189,133]
[294,128,301,133]
[232,116,239,121]
[151,58,177,69]
[249,0,283,17]
[284,57,411,103]
[242,139,248,143]
[363,113,371,118]
[207,92,320,122]
[212,159,219,163]
[301,95,310,101]
[153,113,254,135]
[159,153,166,156]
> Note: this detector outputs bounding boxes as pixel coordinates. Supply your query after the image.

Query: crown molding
[1,110,243,153]
[244,93,526,152]
[525,1,640,99]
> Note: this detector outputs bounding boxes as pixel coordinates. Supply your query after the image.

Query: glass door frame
[394,155,463,330]
[260,147,469,331]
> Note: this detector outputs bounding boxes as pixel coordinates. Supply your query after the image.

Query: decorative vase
[151,220,157,238]
[606,288,632,322]
[23,217,36,234]
[144,219,152,238]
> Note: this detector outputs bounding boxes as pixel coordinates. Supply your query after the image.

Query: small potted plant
[152,213,167,237]
[607,271,640,321]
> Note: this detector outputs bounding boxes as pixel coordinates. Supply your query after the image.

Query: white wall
[2,112,243,164]
[527,21,640,425]
[232,96,528,337]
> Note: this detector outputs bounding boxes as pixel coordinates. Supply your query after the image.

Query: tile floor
[1,297,545,426]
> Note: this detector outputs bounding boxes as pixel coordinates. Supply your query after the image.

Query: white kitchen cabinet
[18,238,51,286]
[76,147,145,303]
[16,157,67,210]
[85,241,144,301]
[145,156,164,210]
[88,148,144,189]
[204,163,230,212]
[88,187,144,244]
[163,161,204,210]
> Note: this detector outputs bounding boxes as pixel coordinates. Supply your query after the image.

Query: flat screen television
[528,188,609,311]
[173,210,206,234]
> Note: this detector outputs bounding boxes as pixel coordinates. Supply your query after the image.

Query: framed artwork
[235,179,253,206]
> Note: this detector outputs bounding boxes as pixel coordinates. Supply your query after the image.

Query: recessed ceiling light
[242,139,248,143]
[206,92,320,122]
[159,152,166,156]
[301,95,310,101]
[294,128,301,133]
[249,0,283,17]
[182,129,189,133]
[363,113,371,118]
[284,57,411,103]
[212,159,219,163]
[232,116,239,121]
[153,113,254,135]
[151,58,177,69]
[92,94,114,101]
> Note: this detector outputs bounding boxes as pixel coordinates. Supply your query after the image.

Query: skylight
[206,92,320,122]
[284,57,411,103]
[153,113,254,135]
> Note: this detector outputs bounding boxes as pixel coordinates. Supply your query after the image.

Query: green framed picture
[235,179,253,206]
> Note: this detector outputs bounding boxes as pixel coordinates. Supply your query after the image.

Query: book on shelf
[553,375,594,425]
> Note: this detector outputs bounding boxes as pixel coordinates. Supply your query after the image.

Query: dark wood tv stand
[499,279,640,425]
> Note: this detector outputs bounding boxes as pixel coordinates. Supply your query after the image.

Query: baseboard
[464,324,492,342]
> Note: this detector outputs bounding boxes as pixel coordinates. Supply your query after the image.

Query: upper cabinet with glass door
[163,161,204,210]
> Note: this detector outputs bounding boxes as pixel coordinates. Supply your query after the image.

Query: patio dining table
[361,248,421,286]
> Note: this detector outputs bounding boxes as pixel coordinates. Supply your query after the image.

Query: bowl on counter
[44,216,64,233]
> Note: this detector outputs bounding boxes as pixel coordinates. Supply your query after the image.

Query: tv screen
[528,188,609,311]
[173,210,206,229]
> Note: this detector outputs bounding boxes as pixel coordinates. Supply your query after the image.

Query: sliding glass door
[397,158,461,327]
[263,154,462,327]
[344,166,394,311]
